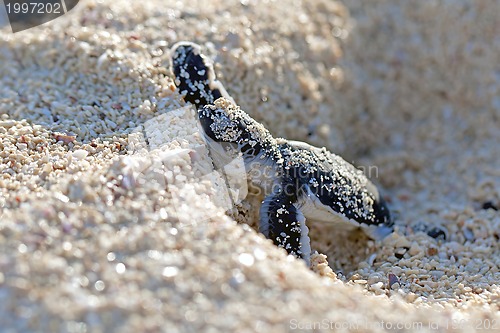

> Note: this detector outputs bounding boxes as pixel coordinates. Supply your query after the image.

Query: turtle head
[171,42,274,161]
[198,99,246,145]
[198,98,277,161]
[170,41,233,109]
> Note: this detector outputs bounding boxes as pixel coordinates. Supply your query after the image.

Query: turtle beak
[366,195,394,240]
[374,195,393,226]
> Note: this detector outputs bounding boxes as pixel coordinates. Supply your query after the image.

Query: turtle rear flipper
[171,41,234,109]
[260,185,311,265]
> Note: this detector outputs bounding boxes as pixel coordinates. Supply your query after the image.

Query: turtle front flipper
[259,184,312,265]
[170,41,234,109]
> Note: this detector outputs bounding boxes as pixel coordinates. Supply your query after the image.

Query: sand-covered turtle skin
[171,42,393,264]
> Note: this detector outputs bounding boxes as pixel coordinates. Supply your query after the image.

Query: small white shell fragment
[238,253,255,267]
[42,162,53,173]
[408,243,423,256]
[367,253,377,266]
[370,282,384,291]
[162,266,179,278]
[97,52,109,71]
[16,143,28,151]
[72,149,89,160]
[0,120,17,128]
[253,248,267,261]
[115,263,126,274]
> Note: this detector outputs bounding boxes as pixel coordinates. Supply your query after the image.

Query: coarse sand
[1,0,499,332]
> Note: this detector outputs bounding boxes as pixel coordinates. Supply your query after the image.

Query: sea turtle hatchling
[170,41,394,265]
